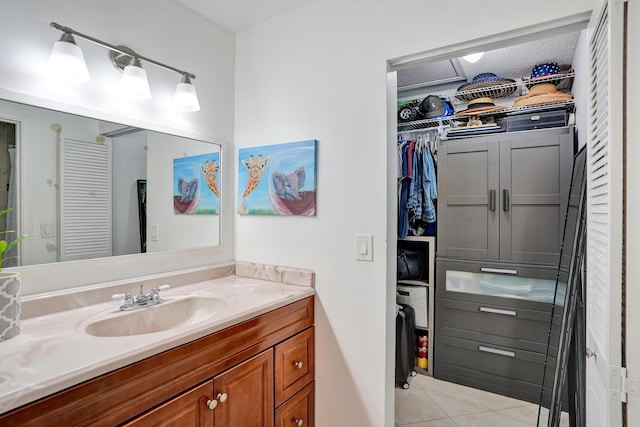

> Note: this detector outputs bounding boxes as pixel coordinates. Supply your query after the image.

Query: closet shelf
[452,71,575,102]
[398,71,576,133]
[398,99,575,133]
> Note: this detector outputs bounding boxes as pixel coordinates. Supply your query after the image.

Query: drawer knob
[206,399,217,410]
[217,392,228,403]
[294,361,304,369]
[295,419,304,426]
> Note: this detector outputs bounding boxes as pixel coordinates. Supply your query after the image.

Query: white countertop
[0,275,314,415]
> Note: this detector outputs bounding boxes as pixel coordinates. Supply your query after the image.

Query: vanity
[0,263,315,426]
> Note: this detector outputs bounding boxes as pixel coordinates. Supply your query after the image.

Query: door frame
[385,11,595,427]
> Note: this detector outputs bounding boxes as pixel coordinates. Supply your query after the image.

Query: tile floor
[395,373,569,427]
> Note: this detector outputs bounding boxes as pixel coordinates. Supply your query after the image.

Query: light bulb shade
[173,76,200,112]
[119,58,151,100]
[47,34,90,83]
[462,52,484,63]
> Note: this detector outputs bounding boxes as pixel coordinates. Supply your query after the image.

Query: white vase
[0,272,21,342]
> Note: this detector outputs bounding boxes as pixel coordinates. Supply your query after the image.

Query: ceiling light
[47,32,90,83]
[462,52,484,63]
[173,75,200,112]
[119,57,151,100]
[49,22,199,111]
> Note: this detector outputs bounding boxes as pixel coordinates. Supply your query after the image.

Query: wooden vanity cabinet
[0,296,314,427]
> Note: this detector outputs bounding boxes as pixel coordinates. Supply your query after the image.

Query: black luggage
[395,303,417,389]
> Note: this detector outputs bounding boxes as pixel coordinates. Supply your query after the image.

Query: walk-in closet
[393,26,589,426]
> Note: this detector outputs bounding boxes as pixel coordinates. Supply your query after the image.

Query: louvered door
[59,138,112,261]
[585,0,625,425]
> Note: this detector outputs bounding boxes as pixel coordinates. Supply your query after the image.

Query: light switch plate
[150,224,159,241]
[355,234,373,261]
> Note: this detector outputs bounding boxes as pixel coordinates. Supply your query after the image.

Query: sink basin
[85,297,228,337]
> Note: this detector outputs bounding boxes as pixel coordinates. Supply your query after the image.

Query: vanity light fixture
[47,22,200,111]
[462,52,484,63]
[47,32,90,83]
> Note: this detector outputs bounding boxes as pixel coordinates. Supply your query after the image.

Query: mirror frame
[0,89,233,296]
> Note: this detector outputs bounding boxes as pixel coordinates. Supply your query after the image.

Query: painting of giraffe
[241,154,270,198]
[200,160,220,198]
[238,140,317,216]
[173,152,220,215]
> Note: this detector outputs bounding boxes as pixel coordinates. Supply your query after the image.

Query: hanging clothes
[397,130,438,238]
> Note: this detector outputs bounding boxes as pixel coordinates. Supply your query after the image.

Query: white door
[59,137,113,261]
[625,0,640,424]
[585,0,625,426]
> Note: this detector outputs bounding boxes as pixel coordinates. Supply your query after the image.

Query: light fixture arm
[50,22,196,80]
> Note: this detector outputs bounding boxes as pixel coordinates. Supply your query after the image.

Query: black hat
[421,95,445,118]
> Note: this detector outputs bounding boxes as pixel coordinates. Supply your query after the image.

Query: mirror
[0,98,221,268]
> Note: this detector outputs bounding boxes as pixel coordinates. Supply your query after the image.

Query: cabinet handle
[295,419,304,426]
[478,346,515,358]
[480,307,517,316]
[480,267,518,275]
[294,361,304,369]
[206,392,227,410]
[503,189,510,212]
[489,189,496,212]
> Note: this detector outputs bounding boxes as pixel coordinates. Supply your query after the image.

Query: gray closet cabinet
[433,258,565,405]
[437,127,574,265]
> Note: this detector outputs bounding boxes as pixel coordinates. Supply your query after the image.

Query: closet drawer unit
[434,335,556,403]
[435,297,562,353]
[275,327,314,406]
[435,258,562,311]
[506,110,568,132]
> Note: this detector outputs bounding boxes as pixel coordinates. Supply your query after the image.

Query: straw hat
[457,97,507,115]
[513,83,573,107]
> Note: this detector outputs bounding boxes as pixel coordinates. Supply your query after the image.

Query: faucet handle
[154,284,171,292]
[109,292,135,307]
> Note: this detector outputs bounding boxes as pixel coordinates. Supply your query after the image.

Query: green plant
[0,208,27,271]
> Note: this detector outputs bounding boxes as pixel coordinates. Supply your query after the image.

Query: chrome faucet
[109,284,171,311]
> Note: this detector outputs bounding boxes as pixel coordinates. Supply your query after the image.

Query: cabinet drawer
[435,297,561,353]
[275,382,314,427]
[434,335,554,388]
[275,327,314,406]
[436,258,562,310]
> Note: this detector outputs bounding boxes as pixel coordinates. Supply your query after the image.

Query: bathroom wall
[0,0,235,292]
[112,132,147,256]
[234,1,593,425]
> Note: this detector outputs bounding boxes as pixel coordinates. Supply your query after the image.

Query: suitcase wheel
[410,370,417,377]
[402,382,410,390]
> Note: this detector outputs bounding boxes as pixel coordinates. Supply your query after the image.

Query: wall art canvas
[173,152,220,214]
[238,139,317,215]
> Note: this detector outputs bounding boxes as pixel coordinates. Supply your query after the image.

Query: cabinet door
[499,129,573,264]
[213,349,274,427]
[122,381,214,427]
[437,138,500,259]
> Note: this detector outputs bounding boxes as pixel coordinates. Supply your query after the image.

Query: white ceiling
[177,0,317,32]
[398,31,582,93]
